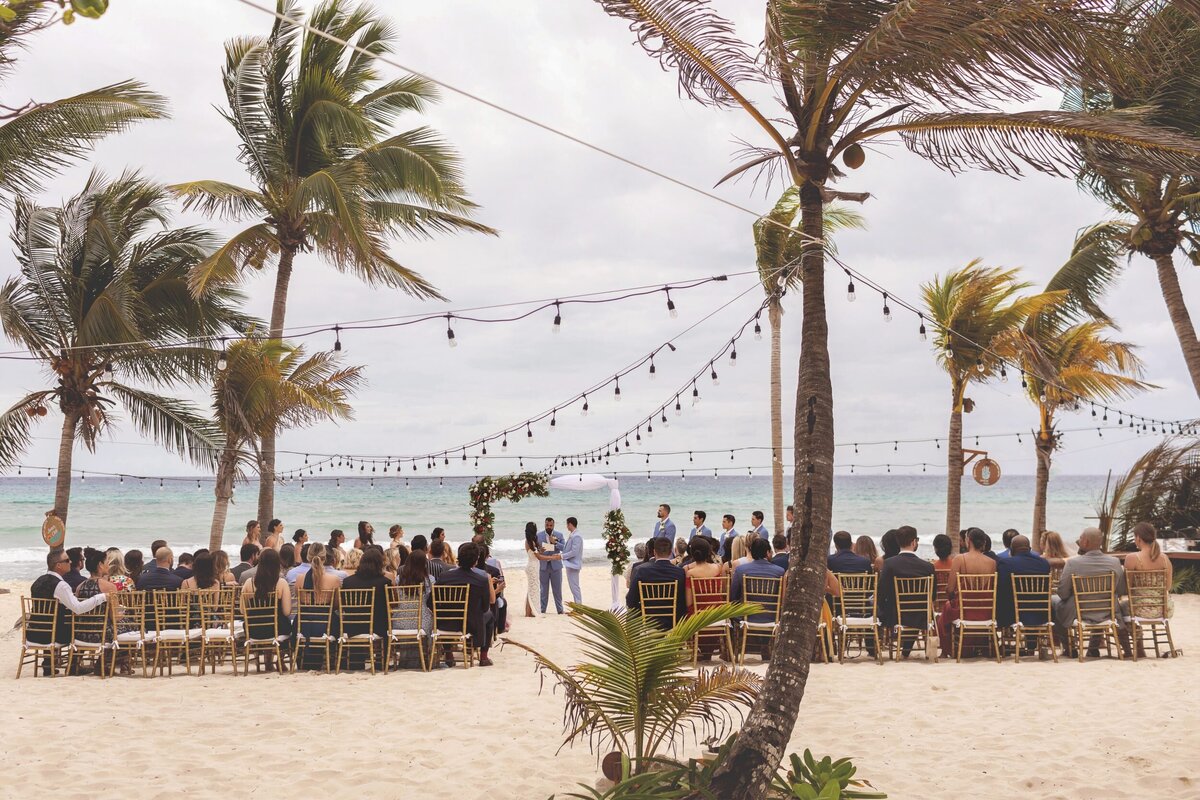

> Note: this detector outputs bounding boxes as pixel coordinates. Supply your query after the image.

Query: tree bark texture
[257,245,297,531]
[769,297,786,539]
[1152,251,1200,399]
[53,410,80,526]
[209,447,238,552]
[945,384,964,539]
[1032,432,1054,551]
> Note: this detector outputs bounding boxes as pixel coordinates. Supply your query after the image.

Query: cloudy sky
[2,0,1196,483]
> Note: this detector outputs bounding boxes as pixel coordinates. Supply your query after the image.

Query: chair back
[71,601,112,645]
[388,584,427,632]
[894,575,934,627]
[1010,574,1053,626]
[637,580,679,628]
[933,569,951,607]
[241,592,281,641]
[153,590,192,634]
[22,596,61,645]
[1072,572,1117,624]
[198,587,238,632]
[297,587,336,639]
[1049,566,1063,589]
[1127,570,1169,620]
[431,584,469,635]
[690,576,729,612]
[337,588,377,638]
[836,572,877,619]
[743,576,783,623]
[956,573,997,620]
[112,591,147,638]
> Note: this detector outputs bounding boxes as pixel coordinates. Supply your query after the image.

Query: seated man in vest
[29,548,108,673]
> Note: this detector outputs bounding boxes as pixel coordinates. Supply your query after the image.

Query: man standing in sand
[689,510,712,541]
[538,517,565,614]
[749,510,769,539]
[562,517,584,605]
[653,504,676,540]
[717,514,737,559]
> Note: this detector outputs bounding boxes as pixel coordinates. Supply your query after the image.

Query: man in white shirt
[29,549,108,664]
[562,517,585,605]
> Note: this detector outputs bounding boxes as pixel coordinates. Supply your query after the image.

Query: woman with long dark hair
[394,551,435,667]
[181,552,217,591]
[355,520,375,550]
[241,548,292,636]
[523,521,556,618]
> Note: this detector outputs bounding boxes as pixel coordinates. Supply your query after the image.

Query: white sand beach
[1,569,1197,800]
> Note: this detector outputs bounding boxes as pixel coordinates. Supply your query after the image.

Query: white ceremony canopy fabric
[546,474,623,609]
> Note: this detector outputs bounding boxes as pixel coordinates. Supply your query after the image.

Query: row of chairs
[16,584,478,679]
[633,569,1175,666]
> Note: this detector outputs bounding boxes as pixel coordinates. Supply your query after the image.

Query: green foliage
[467,472,550,544]
[603,509,632,576]
[772,750,887,799]
[1171,566,1200,595]
[1096,439,1200,549]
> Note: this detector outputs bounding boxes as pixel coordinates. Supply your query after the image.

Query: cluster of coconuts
[24,405,48,417]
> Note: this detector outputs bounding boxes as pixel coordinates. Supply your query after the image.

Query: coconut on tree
[208,338,362,551]
[171,0,496,531]
[0,171,251,522]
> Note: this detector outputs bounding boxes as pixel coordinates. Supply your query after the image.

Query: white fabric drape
[547,474,621,510]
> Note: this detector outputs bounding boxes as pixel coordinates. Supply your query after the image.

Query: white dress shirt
[45,572,107,614]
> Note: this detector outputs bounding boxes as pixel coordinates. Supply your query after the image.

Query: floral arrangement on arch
[603,509,632,576]
[468,472,550,544]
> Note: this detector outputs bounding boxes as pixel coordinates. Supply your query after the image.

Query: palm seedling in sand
[172,0,496,530]
[208,338,362,551]
[0,172,250,522]
[588,3,1200,792]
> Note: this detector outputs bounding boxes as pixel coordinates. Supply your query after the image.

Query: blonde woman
[730,533,755,570]
[1040,530,1071,568]
[1124,522,1172,583]
[344,548,362,572]
[300,543,342,592]
[104,548,135,591]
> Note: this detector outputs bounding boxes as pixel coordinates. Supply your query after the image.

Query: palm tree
[506,603,761,777]
[171,0,496,529]
[0,171,251,523]
[209,338,362,551]
[922,264,1058,538]
[590,3,1200,793]
[0,4,165,194]
[1066,3,1200,398]
[754,192,864,538]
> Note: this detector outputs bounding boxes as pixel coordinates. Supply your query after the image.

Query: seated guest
[730,533,756,570]
[240,548,292,644]
[383,547,402,583]
[409,534,429,559]
[1055,527,1127,652]
[148,540,167,571]
[931,534,955,571]
[683,537,722,611]
[279,543,297,575]
[180,552,220,592]
[63,547,85,591]
[105,550,135,592]
[1040,530,1071,568]
[174,552,194,580]
[328,528,346,554]
[731,538,786,626]
[344,548,362,572]
[476,545,506,638]
[430,527,455,565]
[28,549,108,657]
[393,551,434,668]
[286,543,312,587]
[341,547,391,655]
[996,535,1050,629]
[673,537,689,565]
[212,550,236,586]
[626,537,687,628]
[852,535,879,573]
[232,543,259,583]
[877,526,935,656]
[877,529,900,571]
[300,543,343,592]
[936,528,997,658]
[123,549,145,583]
[770,534,789,570]
[429,542,496,666]
[292,529,309,554]
[243,519,261,547]
[626,539,654,587]
[427,540,453,578]
[829,531,871,574]
[74,548,121,653]
[998,529,1019,559]
[136,546,183,592]
[1122,522,1172,583]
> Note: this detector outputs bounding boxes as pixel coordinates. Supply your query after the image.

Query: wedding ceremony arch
[467,471,633,608]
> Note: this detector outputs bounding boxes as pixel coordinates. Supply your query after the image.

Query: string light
[882,292,891,322]
[552,301,562,334]
[648,356,656,380]
[333,325,342,352]
[217,339,228,371]
[666,288,678,318]
[918,314,927,341]
[710,363,719,385]
[614,377,622,402]
[446,316,457,348]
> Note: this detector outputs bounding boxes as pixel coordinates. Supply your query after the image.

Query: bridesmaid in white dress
[524,522,545,617]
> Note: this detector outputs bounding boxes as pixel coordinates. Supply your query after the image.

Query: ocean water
[0,474,1110,579]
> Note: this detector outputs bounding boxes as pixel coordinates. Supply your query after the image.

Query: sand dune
[1,570,1196,800]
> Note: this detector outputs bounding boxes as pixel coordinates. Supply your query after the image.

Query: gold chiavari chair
[1126,570,1175,660]
[1009,574,1056,663]
[892,575,936,662]
[430,584,472,669]
[110,591,148,677]
[387,584,430,673]
[638,581,681,630]
[16,597,65,678]
[68,601,113,677]
[836,573,881,664]
[1070,573,1122,662]
[688,576,733,665]
[933,569,951,615]
[337,588,381,674]
[295,587,337,673]
[198,588,239,676]
[739,576,784,665]
[151,590,200,676]
[240,592,292,674]
[952,574,1000,663]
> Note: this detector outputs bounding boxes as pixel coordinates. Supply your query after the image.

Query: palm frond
[0,391,55,469]
[186,223,280,297]
[169,180,266,220]
[1041,222,1131,327]
[104,383,222,470]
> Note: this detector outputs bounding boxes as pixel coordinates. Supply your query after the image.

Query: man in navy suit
[770,534,789,570]
[877,526,935,656]
[828,530,871,574]
[653,504,677,541]
[997,534,1051,628]
[537,517,565,614]
[626,537,686,628]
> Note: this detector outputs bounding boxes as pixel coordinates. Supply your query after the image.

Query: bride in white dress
[524,522,544,617]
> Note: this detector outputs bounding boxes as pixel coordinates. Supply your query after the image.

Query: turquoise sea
[0,474,1111,579]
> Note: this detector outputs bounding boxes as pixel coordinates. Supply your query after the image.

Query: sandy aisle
[1,569,1196,800]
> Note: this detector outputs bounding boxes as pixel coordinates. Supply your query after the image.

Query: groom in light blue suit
[562,517,584,605]
[537,516,564,614]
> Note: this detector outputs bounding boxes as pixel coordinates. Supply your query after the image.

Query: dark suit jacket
[997,551,1052,628]
[770,553,789,570]
[828,550,871,575]
[231,562,254,582]
[174,566,194,580]
[136,565,183,592]
[626,559,686,628]
[429,566,493,648]
[341,572,392,638]
[877,552,935,629]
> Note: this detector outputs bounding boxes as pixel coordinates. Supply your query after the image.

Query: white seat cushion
[24,641,62,649]
[954,619,996,628]
[115,631,143,644]
[743,621,777,630]
[838,616,877,627]
[204,628,234,640]
[341,633,380,641]
[390,628,422,637]
[245,635,289,644]
[71,639,111,649]
[1127,616,1167,624]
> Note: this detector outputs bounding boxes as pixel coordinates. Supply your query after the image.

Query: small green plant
[771,749,887,799]
[1171,566,1200,594]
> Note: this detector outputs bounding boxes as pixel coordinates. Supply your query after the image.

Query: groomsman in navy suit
[537,517,565,614]
[653,504,677,540]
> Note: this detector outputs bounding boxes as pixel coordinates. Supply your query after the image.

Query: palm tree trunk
[1151,252,1200,399]
[53,410,80,526]
[945,384,964,539]
[209,447,237,552]
[257,245,297,531]
[1032,433,1053,551]
[768,297,785,539]
[709,183,832,799]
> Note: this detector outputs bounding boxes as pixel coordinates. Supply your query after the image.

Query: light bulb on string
[692,381,700,405]
[159,478,163,490]
[614,377,622,402]
[552,301,562,334]
[882,293,892,322]
[999,364,1007,381]
[681,470,686,481]
[710,363,719,385]
[526,422,534,442]
[729,346,737,367]
[648,357,656,380]
[646,421,654,438]
[976,357,985,373]
[333,325,342,352]
[846,277,856,302]
[635,426,642,443]
[501,433,508,452]
[445,316,457,348]
[660,409,668,426]
[1021,371,1028,389]
[581,394,589,416]
[918,315,927,341]
[665,288,677,318]
[754,316,762,341]
[675,397,682,416]
[550,410,557,432]
[217,338,228,371]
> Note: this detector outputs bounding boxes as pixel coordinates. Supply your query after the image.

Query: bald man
[1053,528,1127,650]
[996,535,1050,629]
